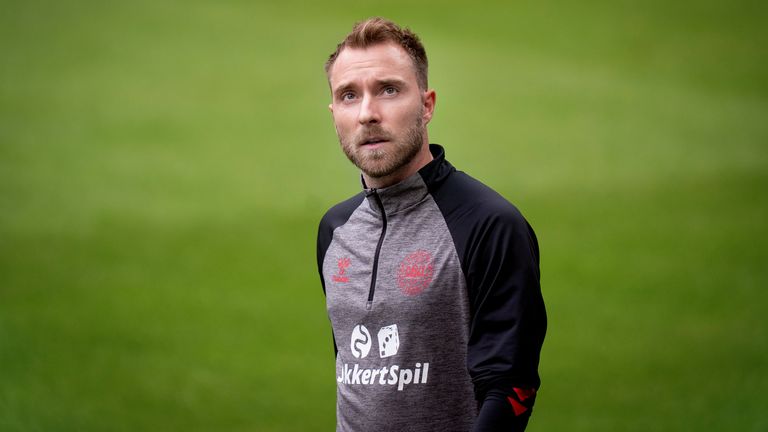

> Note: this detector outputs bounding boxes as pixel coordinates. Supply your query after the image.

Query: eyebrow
[333,83,356,98]
[376,78,408,88]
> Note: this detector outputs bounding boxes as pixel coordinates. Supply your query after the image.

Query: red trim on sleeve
[513,387,536,402]
[507,396,529,416]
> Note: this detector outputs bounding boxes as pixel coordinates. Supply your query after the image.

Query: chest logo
[332,257,351,283]
[350,324,371,358]
[339,323,429,390]
[397,250,434,296]
[377,324,400,358]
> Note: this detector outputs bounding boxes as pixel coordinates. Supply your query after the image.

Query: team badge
[397,250,434,296]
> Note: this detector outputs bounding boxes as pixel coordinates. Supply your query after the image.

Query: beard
[338,108,425,180]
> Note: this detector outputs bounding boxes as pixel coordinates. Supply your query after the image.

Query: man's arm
[317,217,338,357]
[474,388,535,431]
[465,211,547,431]
[316,193,365,358]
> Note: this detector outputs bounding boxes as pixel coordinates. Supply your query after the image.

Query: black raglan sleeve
[465,210,546,431]
[316,193,365,357]
[316,216,338,357]
[430,171,546,431]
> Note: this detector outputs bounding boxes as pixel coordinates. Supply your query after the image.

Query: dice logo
[377,324,400,358]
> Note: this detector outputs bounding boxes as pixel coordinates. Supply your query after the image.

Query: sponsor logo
[339,323,429,390]
[397,250,434,296]
[350,324,371,359]
[377,324,399,358]
[336,362,430,391]
[333,257,351,283]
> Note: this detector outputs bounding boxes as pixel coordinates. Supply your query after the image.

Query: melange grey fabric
[317,144,546,432]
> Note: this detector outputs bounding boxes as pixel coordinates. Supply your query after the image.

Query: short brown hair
[325,17,429,90]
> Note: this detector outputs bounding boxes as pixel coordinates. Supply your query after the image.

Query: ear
[422,89,436,125]
[328,103,334,113]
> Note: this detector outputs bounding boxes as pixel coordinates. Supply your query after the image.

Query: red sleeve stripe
[507,396,529,416]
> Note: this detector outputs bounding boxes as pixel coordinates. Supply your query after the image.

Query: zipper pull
[365,300,373,311]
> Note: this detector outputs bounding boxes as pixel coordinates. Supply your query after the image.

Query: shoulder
[432,170,530,230]
[317,192,365,272]
[429,170,538,275]
[318,192,365,236]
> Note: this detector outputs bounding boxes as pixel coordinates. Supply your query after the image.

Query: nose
[358,94,380,125]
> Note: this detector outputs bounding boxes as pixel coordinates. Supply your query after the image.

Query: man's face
[328,43,435,181]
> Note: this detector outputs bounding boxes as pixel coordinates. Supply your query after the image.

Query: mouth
[361,137,389,146]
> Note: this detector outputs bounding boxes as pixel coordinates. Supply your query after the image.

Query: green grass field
[1,0,766,430]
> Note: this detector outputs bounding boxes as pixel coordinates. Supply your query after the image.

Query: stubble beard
[339,108,425,180]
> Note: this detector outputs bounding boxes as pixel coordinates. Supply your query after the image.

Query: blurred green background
[1,0,766,430]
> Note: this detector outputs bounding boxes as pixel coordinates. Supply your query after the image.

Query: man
[317,17,546,431]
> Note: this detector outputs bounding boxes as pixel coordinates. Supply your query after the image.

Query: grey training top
[317,145,546,431]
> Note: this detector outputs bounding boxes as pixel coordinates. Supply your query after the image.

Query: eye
[383,86,398,96]
[340,92,356,101]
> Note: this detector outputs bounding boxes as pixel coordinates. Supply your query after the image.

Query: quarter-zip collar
[362,144,456,216]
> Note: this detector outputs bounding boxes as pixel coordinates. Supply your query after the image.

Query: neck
[363,142,433,189]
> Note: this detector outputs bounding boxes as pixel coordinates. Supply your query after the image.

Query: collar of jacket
[361,144,456,216]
